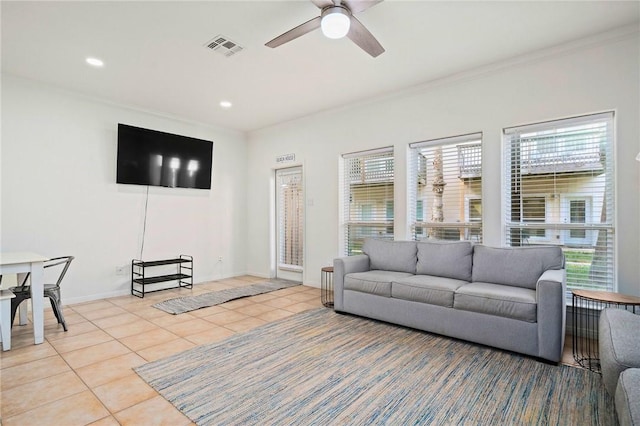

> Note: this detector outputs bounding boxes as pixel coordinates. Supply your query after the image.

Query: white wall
[246,30,640,296]
[1,75,248,303]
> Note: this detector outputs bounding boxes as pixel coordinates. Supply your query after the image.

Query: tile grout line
[1,279,322,425]
[50,299,132,423]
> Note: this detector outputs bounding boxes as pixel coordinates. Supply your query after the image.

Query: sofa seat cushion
[344,271,413,297]
[363,239,417,274]
[616,368,640,426]
[416,241,473,281]
[599,308,640,396]
[392,275,469,307]
[453,282,537,322]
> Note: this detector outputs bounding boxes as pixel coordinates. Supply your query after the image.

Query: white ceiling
[2,1,639,132]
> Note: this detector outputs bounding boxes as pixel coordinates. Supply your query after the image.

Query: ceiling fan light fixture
[321,7,351,39]
[85,57,104,67]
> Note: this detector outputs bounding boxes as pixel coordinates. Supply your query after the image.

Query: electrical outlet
[218,256,223,262]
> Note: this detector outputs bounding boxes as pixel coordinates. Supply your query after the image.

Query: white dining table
[0,252,49,344]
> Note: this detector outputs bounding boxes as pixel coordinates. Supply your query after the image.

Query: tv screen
[116,124,213,189]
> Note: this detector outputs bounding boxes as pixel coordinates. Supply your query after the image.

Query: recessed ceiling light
[219,101,232,109]
[85,57,104,67]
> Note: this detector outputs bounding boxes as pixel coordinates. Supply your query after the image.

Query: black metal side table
[572,289,640,372]
[321,266,334,308]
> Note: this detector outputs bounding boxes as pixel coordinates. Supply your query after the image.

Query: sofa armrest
[536,269,567,362]
[333,255,370,311]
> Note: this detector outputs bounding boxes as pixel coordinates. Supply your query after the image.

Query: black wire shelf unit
[131,255,193,298]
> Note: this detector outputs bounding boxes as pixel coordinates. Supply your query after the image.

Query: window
[503,112,615,294]
[341,147,394,255]
[409,133,483,242]
[522,196,547,240]
[385,200,394,235]
[277,167,303,270]
[361,204,373,221]
[465,197,482,241]
[563,196,594,243]
[415,200,425,238]
[467,198,482,222]
[569,200,586,237]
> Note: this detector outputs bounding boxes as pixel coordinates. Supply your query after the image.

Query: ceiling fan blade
[311,0,335,8]
[265,16,322,48]
[342,0,383,14]
[347,15,385,57]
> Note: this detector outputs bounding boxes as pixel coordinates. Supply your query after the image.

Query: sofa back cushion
[362,239,417,274]
[416,241,473,281]
[472,245,564,289]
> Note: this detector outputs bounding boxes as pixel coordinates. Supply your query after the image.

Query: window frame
[340,147,395,256]
[276,167,304,271]
[502,111,615,295]
[521,195,548,241]
[408,132,483,242]
[464,196,482,242]
[562,195,594,245]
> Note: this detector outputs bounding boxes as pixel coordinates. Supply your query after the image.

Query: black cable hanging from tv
[140,185,150,259]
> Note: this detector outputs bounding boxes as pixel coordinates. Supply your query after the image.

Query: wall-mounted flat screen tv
[117,124,213,189]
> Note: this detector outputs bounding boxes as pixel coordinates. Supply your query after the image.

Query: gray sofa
[599,308,640,426]
[334,239,566,362]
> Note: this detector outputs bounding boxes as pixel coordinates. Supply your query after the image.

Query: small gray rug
[152,279,300,314]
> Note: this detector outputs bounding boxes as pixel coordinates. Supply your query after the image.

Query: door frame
[273,165,304,282]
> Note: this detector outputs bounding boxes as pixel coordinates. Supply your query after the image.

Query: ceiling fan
[265,0,385,58]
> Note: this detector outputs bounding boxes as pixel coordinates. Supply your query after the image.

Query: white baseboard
[64,272,267,306]
[65,289,131,306]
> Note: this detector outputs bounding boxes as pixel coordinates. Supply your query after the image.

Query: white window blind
[503,112,615,294]
[341,147,394,256]
[409,133,483,242]
[277,168,303,269]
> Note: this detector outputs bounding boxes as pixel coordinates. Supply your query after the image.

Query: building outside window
[409,133,483,242]
[465,197,482,241]
[521,196,547,240]
[503,112,615,295]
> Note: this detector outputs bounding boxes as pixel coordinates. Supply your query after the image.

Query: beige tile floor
[0,275,322,426]
[0,275,582,425]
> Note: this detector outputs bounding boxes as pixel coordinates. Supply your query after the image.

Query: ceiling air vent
[204,35,244,57]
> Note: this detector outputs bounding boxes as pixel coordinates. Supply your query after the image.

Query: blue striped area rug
[135,308,615,425]
[152,279,300,314]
